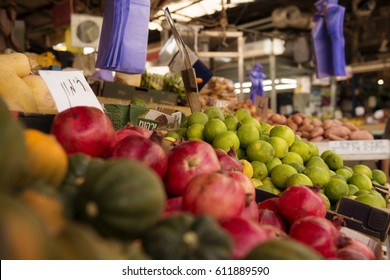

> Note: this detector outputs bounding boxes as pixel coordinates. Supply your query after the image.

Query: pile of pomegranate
[50,106,379,260]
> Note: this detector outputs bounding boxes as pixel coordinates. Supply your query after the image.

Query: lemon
[246,140,275,163]
[237,124,259,149]
[267,136,289,159]
[270,163,298,189]
[236,148,246,160]
[240,159,254,178]
[251,177,263,188]
[305,156,329,170]
[288,162,306,173]
[319,193,331,210]
[348,184,360,195]
[203,118,227,143]
[335,167,354,181]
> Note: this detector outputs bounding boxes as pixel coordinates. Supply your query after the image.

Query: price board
[328,140,389,155]
[39,70,103,112]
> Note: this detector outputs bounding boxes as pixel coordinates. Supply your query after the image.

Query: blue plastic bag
[95,0,150,74]
[312,0,346,78]
[249,63,266,104]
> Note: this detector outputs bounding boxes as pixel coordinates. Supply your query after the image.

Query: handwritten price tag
[328,140,390,155]
[39,70,103,112]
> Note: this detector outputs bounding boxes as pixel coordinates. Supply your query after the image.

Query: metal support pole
[330,76,337,118]
[269,47,277,113]
[237,35,245,101]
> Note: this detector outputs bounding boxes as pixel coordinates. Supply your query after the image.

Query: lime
[320,150,334,160]
[236,148,246,160]
[186,123,204,140]
[324,178,349,203]
[267,136,289,159]
[203,118,227,143]
[176,127,187,138]
[355,193,386,208]
[335,167,353,181]
[251,161,268,181]
[286,173,313,188]
[187,111,209,126]
[256,184,274,194]
[306,141,319,157]
[224,115,239,131]
[304,166,331,188]
[165,131,180,139]
[369,190,387,208]
[262,177,276,189]
[246,140,275,163]
[204,106,225,121]
[294,135,302,143]
[289,141,312,162]
[282,152,304,165]
[259,134,270,141]
[240,117,261,131]
[259,122,272,134]
[269,125,296,147]
[237,124,259,149]
[234,108,251,121]
[348,184,360,195]
[352,164,373,179]
[331,174,346,182]
[266,157,282,173]
[319,193,331,210]
[372,169,387,185]
[348,173,372,191]
[288,162,306,173]
[251,178,263,188]
[270,164,298,189]
[324,152,344,171]
[305,156,329,170]
[213,131,240,152]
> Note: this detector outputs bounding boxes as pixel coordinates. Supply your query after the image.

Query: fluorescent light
[275,84,297,90]
[280,78,297,84]
[378,79,384,85]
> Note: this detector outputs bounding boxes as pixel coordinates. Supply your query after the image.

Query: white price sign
[328,140,390,155]
[39,70,103,112]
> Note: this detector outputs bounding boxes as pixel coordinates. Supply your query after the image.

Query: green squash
[59,153,105,219]
[0,97,26,193]
[75,158,166,240]
[244,238,323,260]
[141,213,233,260]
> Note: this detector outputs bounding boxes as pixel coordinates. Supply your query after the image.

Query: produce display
[1,95,387,260]
[267,112,374,141]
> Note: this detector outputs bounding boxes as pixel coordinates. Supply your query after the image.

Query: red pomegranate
[111,134,168,178]
[115,124,152,143]
[162,196,183,219]
[278,185,327,224]
[259,224,288,240]
[257,208,286,231]
[257,197,280,213]
[240,200,259,221]
[220,217,269,260]
[336,236,375,260]
[225,170,255,204]
[51,106,115,158]
[164,140,221,197]
[289,216,339,258]
[182,172,245,221]
[214,148,243,172]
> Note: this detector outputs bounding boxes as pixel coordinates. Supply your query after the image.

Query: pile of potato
[267,113,374,142]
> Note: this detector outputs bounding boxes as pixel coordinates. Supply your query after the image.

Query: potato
[310,126,324,138]
[349,130,374,140]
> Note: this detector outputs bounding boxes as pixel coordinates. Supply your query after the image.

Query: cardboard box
[101,82,178,106]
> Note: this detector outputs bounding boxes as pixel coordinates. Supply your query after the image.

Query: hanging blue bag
[96,0,150,74]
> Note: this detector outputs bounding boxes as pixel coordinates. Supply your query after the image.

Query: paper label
[39,70,103,112]
[328,140,390,155]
